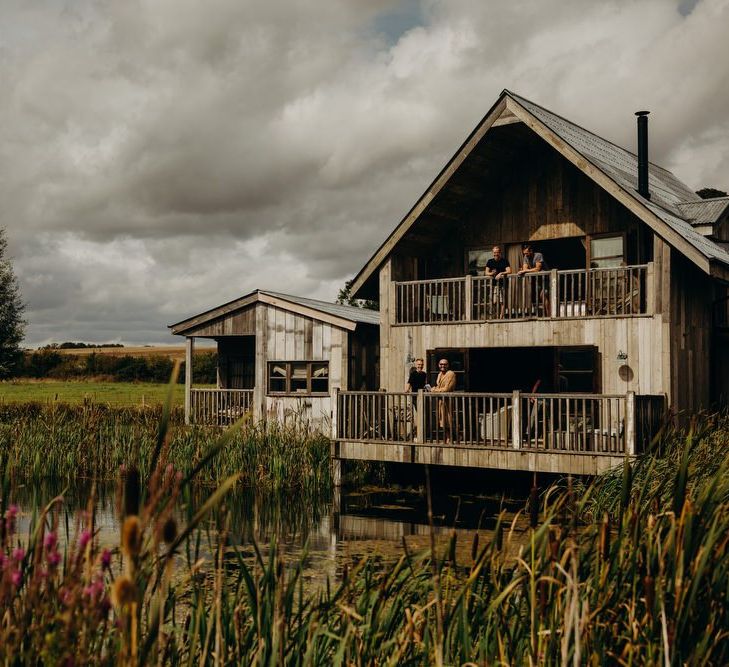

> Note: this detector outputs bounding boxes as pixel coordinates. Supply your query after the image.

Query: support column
[184,336,194,425]
[550,269,558,318]
[512,390,521,449]
[626,391,636,456]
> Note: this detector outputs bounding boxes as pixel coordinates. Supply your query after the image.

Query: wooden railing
[337,390,666,456]
[394,265,649,324]
[190,388,253,427]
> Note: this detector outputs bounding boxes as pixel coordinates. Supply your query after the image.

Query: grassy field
[55,344,215,360]
[0,380,206,406]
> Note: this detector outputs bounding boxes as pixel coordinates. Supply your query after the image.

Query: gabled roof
[676,197,729,226]
[169,289,379,336]
[350,89,729,297]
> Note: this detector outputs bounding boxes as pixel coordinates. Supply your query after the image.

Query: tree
[696,187,727,199]
[0,229,26,378]
[336,279,378,311]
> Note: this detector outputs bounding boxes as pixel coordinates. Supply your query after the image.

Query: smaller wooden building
[169,290,379,429]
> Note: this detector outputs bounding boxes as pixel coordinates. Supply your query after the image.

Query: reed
[0,402,331,493]
[1,415,728,664]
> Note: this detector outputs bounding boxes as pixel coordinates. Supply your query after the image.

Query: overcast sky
[2,0,728,346]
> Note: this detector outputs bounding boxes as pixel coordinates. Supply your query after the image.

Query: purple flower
[78,529,92,550]
[10,569,22,587]
[44,532,58,550]
[100,549,112,569]
[48,550,62,567]
[12,547,25,562]
[5,504,18,519]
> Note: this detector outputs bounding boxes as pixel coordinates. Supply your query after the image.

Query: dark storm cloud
[1,0,728,345]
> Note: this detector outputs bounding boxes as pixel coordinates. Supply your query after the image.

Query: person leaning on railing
[405,358,428,440]
[517,243,550,317]
[485,245,511,319]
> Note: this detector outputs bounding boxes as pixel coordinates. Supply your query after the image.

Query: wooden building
[334,90,729,476]
[169,290,379,429]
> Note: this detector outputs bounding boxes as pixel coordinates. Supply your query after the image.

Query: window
[267,361,329,395]
[590,235,624,268]
[466,248,494,275]
[557,347,597,393]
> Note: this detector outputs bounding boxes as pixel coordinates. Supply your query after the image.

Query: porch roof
[169,289,379,336]
[350,89,729,299]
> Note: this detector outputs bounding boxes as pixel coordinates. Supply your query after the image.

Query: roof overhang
[350,90,721,298]
[169,290,361,336]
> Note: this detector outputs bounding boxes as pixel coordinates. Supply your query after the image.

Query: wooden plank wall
[383,315,668,397]
[669,251,713,415]
[180,308,256,337]
[259,303,348,430]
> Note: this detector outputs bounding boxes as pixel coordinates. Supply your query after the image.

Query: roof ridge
[505,90,679,178]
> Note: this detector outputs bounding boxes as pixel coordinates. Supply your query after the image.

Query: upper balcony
[393,264,652,325]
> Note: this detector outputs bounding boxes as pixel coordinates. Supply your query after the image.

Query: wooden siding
[669,250,714,415]
[180,307,257,338]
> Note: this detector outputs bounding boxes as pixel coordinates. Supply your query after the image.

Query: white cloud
[1,0,727,345]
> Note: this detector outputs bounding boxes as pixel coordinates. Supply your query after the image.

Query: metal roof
[675,197,729,226]
[258,290,380,325]
[507,91,729,267]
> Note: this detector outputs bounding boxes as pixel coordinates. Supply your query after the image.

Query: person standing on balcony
[518,243,551,317]
[485,245,512,319]
[432,358,457,443]
[406,358,428,440]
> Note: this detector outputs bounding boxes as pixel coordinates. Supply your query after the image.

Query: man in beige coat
[431,358,456,443]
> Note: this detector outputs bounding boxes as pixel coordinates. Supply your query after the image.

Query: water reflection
[11,481,529,587]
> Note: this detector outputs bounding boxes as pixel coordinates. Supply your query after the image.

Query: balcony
[189,388,253,427]
[394,264,651,325]
[335,390,666,473]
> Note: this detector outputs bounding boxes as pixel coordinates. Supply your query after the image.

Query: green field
[0,380,211,406]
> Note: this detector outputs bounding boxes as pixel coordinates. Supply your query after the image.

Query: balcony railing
[190,388,253,427]
[395,264,649,324]
[336,390,666,456]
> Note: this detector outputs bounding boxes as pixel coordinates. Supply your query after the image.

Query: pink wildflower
[100,548,112,569]
[12,547,25,562]
[5,504,18,519]
[44,532,58,550]
[48,550,62,567]
[10,569,22,587]
[78,529,92,549]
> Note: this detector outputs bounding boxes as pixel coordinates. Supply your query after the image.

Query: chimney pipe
[635,110,650,199]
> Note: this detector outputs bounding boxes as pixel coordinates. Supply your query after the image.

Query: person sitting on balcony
[485,245,511,319]
[431,358,457,443]
[518,243,551,317]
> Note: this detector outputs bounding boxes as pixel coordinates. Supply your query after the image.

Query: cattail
[111,575,137,607]
[123,467,141,518]
[161,517,178,545]
[538,579,548,618]
[471,532,479,562]
[122,516,142,557]
[599,513,611,562]
[549,530,560,562]
[448,531,457,566]
[495,523,503,551]
[644,575,655,618]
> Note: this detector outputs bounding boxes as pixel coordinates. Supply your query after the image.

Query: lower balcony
[189,388,254,427]
[335,390,665,474]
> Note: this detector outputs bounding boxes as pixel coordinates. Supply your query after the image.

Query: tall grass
[0,402,331,493]
[2,414,728,663]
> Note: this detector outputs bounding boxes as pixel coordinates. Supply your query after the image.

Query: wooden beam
[184,336,194,425]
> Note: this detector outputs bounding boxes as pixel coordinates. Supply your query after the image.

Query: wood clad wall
[181,308,256,337]
[669,251,713,414]
[257,303,348,429]
[383,316,668,397]
[465,152,637,246]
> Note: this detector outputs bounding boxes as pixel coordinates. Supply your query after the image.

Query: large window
[267,361,329,395]
[590,234,624,268]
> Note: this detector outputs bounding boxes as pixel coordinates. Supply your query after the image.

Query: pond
[10,478,531,590]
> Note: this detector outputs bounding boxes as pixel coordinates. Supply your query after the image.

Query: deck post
[626,391,636,456]
[464,274,473,321]
[550,269,558,317]
[512,390,521,449]
[416,389,425,442]
[332,388,339,440]
[184,336,194,425]
[645,262,655,314]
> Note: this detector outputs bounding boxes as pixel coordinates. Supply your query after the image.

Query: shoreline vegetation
[1,409,727,662]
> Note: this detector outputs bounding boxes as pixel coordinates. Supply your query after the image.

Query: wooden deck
[394,265,649,325]
[189,388,253,426]
[334,390,665,475]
